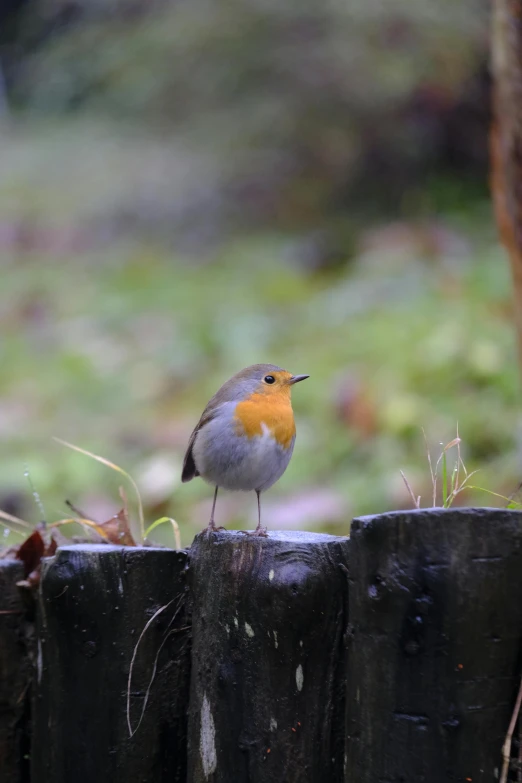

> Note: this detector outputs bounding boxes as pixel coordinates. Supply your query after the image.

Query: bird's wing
[181,379,242,483]
[181,408,217,483]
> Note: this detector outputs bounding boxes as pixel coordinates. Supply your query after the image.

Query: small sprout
[400,425,517,511]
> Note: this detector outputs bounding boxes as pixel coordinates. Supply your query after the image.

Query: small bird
[181,364,309,536]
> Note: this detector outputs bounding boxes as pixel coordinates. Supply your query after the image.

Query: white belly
[193,410,295,492]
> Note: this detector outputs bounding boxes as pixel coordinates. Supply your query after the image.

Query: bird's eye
[264,375,276,384]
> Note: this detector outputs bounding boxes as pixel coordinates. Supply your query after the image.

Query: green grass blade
[464,487,522,508]
[144,517,181,549]
[53,438,145,543]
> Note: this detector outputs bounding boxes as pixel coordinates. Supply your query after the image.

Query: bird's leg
[206,486,223,532]
[249,490,268,537]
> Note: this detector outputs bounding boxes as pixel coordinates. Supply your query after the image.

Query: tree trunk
[345,507,522,782]
[491,0,522,367]
[187,530,350,783]
[31,545,190,783]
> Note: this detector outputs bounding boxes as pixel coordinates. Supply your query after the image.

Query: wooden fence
[1,507,522,782]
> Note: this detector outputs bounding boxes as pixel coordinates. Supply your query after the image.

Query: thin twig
[451,470,480,504]
[422,428,436,507]
[65,499,95,522]
[132,626,178,736]
[518,719,522,783]
[24,463,46,523]
[400,471,420,509]
[501,675,522,783]
[0,509,32,530]
[126,598,185,737]
[54,438,145,543]
[507,479,522,508]
[455,424,461,492]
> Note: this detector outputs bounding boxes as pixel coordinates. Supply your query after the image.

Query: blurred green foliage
[0,0,518,548]
[0,200,518,546]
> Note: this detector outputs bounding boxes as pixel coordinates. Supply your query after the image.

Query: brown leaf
[16,529,45,577]
[98,508,136,547]
[46,534,58,558]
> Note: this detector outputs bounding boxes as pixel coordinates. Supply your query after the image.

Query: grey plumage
[181,364,288,491]
[191,401,295,492]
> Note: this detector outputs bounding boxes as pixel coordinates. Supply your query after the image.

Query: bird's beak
[288,374,309,385]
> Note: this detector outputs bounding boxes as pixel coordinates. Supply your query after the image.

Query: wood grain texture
[0,560,31,783]
[187,529,350,783]
[31,545,190,783]
[345,507,522,782]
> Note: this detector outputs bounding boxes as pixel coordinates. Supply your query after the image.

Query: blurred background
[1,0,519,546]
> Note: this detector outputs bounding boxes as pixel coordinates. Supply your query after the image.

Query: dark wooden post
[345,507,522,782]
[187,530,350,783]
[32,544,190,783]
[0,560,31,783]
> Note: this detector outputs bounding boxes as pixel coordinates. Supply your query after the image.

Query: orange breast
[235,392,296,449]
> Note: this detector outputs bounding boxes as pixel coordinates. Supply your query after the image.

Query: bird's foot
[205,521,226,534]
[246,525,268,538]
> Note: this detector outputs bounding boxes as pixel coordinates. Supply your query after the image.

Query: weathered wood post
[187,530,350,783]
[0,560,32,783]
[345,507,522,782]
[31,544,190,783]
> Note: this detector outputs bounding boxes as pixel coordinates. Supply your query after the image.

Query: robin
[182,363,309,536]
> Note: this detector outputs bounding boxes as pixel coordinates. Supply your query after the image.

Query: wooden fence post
[0,560,31,783]
[187,530,350,783]
[31,544,190,783]
[345,507,522,782]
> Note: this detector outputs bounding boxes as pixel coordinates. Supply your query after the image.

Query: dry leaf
[98,508,136,547]
[16,529,45,577]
